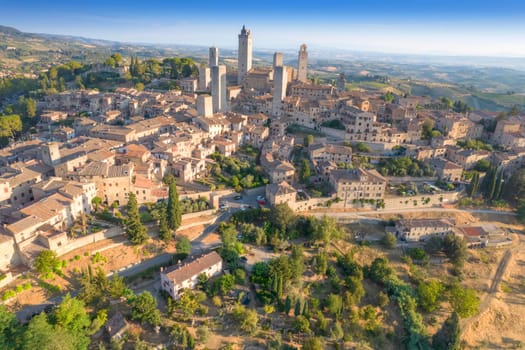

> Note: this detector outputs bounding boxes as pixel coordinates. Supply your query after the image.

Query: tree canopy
[125,192,149,244]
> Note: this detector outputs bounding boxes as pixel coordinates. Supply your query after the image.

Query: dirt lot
[462,248,525,349]
[6,215,213,309]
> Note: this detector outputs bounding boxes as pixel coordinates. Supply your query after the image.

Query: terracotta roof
[460,226,486,237]
[6,215,42,235]
[266,181,297,196]
[124,144,150,158]
[163,251,222,284]
[107,164,132,178]
[20,193,72,221]
[133,175,153,188]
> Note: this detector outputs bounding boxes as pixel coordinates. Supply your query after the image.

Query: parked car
[256,195,264,201]
[234,195,243,200]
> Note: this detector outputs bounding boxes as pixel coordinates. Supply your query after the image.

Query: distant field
[408,82,525,112]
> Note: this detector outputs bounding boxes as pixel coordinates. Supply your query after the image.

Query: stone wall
[54,226,122,256]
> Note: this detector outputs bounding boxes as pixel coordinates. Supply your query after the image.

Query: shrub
[2,290,16,301]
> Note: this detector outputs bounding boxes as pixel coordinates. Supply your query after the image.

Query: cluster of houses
[0,27,523,299]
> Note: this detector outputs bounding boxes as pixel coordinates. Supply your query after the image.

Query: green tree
[109,274,127,299]
[368,257,393,284]
[0,114,22,140]
[424,236,444,254]
[134,82,145,91]
[171,324,195,350]
[167,182,181,231]
[345,277,365,306]
[0,305,20,349]
[449,284,479,318]
[176,236,191,259]
[269,203,296,232]
[130,291,161,326]
[474,159,491,172]
[312,251,328,275]
[125,192,148,245]
[376,291,390,308]
[232,304,258,335]
[303,337,325,350]
[299,159,312,183]
[517,199,525,223]
[382,232,397,249]
[312,215,343,245]
[158,205,172,241]
[330,321,344,341]
[440,96,453,109]
[432,312,461,350]
[468,172,480,197]
[503,168,525,204]
[442,235,467,269]
[304,134,314,146]
[23,313,80,350]
[75,75,85,89]
[417,280,445,312]
[53,294,91,334]
[196,325,210,343]
[34,250,61,276]
[294,298,303,317]
[91,196,103,212]
[293,315,311,334]
[325,294,343,318]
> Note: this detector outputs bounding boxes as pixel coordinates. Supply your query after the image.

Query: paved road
[220,187,266,211]
[14,211,233,323]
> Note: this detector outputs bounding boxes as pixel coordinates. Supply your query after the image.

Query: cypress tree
[432,312,461,350]
[468,172,480,197]
[125,192,148,245]
[167,182,181,231]
[302,300,309,317]
[294,298,302,317]
[284,296,292,315]
[487,167,498,200]
[158,205,171,241]
[493,169,504,201]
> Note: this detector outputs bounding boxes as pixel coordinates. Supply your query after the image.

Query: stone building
[266,181,297,206]
[297,44,308,82]
[395,219,454,242]
[329,168,386,208]
[237,25,252,85]
[160,251,223,299]
[212,65,227,113]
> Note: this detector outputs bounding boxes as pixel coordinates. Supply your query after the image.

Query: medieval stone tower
[297,44,308,83]
[237,25,252,85]
[209,46,219,67]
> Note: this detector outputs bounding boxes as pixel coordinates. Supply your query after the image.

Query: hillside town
[0,24,524,350]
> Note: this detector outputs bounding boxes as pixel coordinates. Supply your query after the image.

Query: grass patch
[500,282,512,293]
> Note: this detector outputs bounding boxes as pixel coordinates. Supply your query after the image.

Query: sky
[1,0,525,57]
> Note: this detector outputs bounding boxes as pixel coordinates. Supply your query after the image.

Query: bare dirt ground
[7,215,212,309]
[462,246,525,349]
[177,224,207,241]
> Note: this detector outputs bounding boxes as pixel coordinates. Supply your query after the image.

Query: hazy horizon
[2,0,525,58]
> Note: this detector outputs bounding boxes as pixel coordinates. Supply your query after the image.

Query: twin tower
[197,25,308,116]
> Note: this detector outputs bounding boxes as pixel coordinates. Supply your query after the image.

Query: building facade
[297,44,308,83]
[160,251,223,299]
[237,25,253,85]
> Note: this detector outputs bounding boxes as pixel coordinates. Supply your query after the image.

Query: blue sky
[1,0,525,56]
